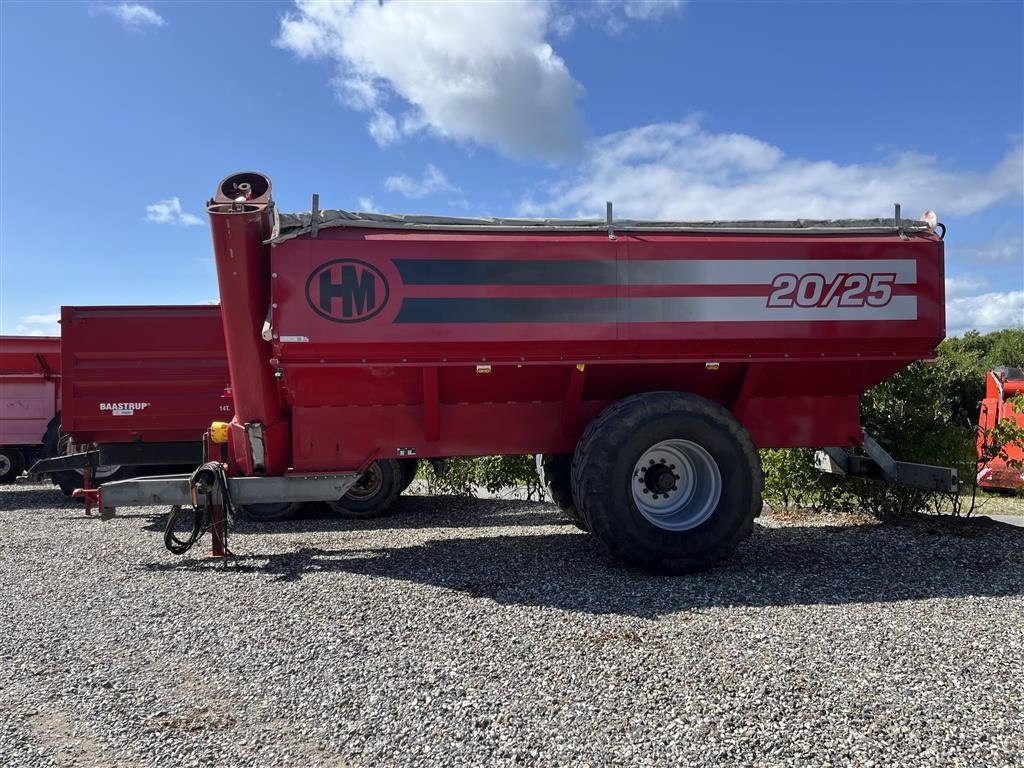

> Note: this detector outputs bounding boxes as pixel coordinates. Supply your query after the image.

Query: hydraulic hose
[162,462,237,555]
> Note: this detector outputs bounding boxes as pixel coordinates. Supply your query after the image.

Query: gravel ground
[1,480,1022,768]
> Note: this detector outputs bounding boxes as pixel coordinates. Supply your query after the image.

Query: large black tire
[571,392,762,574]
[0,449,24,484]
[237,502,303,522]
[327,459,404,519]
[537,453,586,529]
[399,458,420,493]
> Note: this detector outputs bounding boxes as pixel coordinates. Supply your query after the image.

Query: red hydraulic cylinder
[207,172,288,475]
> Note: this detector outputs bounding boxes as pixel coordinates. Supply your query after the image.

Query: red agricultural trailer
[0,336,60,483]
[32,304,416,519]
[94,172,957,573]
[977,367,1024,493]
[30,305,230,497]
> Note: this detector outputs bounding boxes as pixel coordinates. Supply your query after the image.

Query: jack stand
[81,470,95,517]
[72,486,100,514]
[209,494,234,566]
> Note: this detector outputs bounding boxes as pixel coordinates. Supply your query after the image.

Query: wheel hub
[631,439,722,531]
[0,454,11,475]
[345,462,384,501]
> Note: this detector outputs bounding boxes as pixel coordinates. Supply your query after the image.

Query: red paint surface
[977,370,1024,491]
[0,336,61,447]
[207,173,946,476]
[60,306,230,444]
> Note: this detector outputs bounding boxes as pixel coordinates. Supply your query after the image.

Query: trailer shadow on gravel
[138,497,1024,619]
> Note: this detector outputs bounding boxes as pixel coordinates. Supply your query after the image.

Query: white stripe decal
[620,295,918,322]
[626,259,916,285]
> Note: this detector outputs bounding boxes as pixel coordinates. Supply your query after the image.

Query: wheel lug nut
[673,474,679,479]
[648,459,655,465]
[669,464,676,470]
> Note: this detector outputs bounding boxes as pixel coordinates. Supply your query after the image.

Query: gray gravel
[1,480,1022,768]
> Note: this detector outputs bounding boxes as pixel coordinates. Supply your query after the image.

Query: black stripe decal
[394,259,618,285]
[395,298,618,323]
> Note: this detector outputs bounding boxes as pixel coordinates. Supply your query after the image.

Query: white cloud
[16,313,60,336]
[550,13,576,37]
[145,197,203,226]
[91,3,165,30]
[520,118,1024,220]
[384,164,458,199]
[357,196,377,212]
[581,0,686,34]
[947,291,1024,337]
[955,236,1023,264]
[275,0,584,158]
[945,274,991,299]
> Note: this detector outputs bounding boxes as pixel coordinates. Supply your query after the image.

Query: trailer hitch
[71,487,101,517]
[815,431,959,493]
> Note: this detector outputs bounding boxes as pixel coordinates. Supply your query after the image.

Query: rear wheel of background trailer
[0,449,24,483]
[571,392,763,574]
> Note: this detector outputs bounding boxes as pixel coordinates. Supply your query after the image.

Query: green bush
[763,327,1023,519]
[417,455,544,500]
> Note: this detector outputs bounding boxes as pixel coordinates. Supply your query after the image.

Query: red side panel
[264,228,944,472]
[60,306,230,444]
[0,336,60,446]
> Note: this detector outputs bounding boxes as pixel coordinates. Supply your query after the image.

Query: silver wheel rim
[344,462,384,502]
[0,454,12,475]
[78,464,121,480]
[631,439,722,531]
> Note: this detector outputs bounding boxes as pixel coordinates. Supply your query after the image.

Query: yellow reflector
[209,421,230,444]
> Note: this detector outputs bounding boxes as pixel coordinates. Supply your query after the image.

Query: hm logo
[306,259,390,323]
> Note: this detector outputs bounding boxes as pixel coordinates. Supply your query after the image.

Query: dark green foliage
[762,327,1024,518]
[417,455,544,499]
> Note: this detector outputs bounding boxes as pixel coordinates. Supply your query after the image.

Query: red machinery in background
[0,336,60,483]
[29,305,229,495]
[977,367,1024,493]
[31,304,410,519]
[96,171,957,572]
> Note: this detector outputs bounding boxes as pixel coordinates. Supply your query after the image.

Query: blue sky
[1,0,1021,337]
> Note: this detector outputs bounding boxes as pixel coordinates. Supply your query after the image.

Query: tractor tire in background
[328,459,404,519]
[237,502,303,522]
[536,453,586,530]
[571,391,762,574]
[0,449,24,484]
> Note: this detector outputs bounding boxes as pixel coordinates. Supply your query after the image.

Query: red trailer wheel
[328,459,404,518]
[571,392,762,574]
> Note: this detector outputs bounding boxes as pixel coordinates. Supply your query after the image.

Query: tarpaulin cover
[270,208,931,244]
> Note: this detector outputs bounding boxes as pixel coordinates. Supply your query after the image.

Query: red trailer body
[96,172,951,572]
[59,305,230,445]
[977,367,1024,492]
[202,174,945,476]
[267,229,943,473]
[0,336,60,481]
